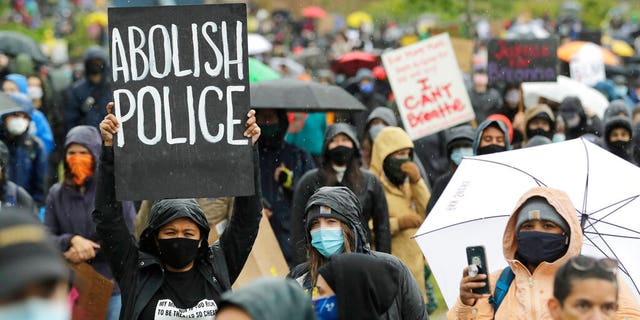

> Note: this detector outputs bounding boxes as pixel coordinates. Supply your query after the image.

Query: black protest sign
[487,38,558,84]
[108,4,253,200]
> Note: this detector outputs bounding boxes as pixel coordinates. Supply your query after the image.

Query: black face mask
[608,140,631,158]
[517,231,568,265]
[383,157,409,185]
[259,124,284,150]
[526,128,552,140]
[327,146,354,166]
[157,238,200,269]
[476,144,505,155]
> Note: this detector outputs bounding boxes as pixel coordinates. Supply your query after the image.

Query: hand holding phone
[466,245,491,294]
[458,245,491,306]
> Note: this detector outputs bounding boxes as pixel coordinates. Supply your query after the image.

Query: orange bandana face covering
[66,154,94,186]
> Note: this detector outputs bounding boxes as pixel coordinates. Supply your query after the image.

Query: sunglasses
[569,256,618,275]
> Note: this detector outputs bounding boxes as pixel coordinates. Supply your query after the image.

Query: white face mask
[0,298,70,320]
[6,117,30,136]
[27,86,43,100]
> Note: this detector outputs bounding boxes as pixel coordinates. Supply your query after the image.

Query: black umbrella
[250,79,366,111]
[0,31,48,64]
[0,92,24,116]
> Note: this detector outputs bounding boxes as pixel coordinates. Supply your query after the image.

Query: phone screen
[466,245,491,294]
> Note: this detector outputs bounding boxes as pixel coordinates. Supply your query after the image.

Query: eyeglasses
[569,256,618,275]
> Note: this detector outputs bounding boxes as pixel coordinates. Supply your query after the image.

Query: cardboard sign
[108,4,254,200]
[69,263,114,320]
[450,38,474,73]
[232,214,289,289]
[487,38,558,84]
[382,33,475,140]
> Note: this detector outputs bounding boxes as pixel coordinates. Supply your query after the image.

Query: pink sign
[382,33,475,140]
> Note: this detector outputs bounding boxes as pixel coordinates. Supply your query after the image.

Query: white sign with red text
[382,33,475,140]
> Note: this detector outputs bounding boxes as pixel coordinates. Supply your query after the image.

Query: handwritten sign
[382,33,475,140]
[109,4,253,200]
[487,38,558,84]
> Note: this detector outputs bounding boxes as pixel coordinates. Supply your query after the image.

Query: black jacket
[93,146,262,320]
[290,124,390,264]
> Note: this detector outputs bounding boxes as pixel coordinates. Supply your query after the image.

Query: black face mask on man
[517,231,568,265]
[526,128,552,140]
[608,140,631,158]
[157,238,200,269]
[327,146,354,166]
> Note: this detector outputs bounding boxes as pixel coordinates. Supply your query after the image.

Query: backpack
[488,266,515,314]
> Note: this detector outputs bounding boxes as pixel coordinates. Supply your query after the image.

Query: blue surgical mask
[615,86,628,98]
[359,82,374,94]
[552,133,565,143]
[0,298,70,320]
[314,295,338,320]
[310,227,344,257]
[369,123,385,141]
[450,147,473,165]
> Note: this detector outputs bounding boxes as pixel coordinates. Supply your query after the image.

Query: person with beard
[603,116,635,164]
[94,105,262,320]
[65,46,112,131]
[472,119,511,156]
[449,187,640,319]
[290,123,390,264]
[370,126,431,301]
[0,93,47,206]
[559,96,602,140]
[257,108,315,265]
[0,140,34,211]
[44,125,137,320]
[522,104,555,146]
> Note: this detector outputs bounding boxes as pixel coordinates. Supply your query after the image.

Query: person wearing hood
[257,108,315,265]
[361,106,397,169]
[65,46,112,131]
[426,125,475,214]
[216,277,315,320]
[603,100,631,123]
[44,125,136,320]
[370,126,431,301]
[603,116,635,164]
[0,209,71,320]
[0,92,47,206]
[0,140,34,211]
[287,186,427,320]
[559,96,602,140]
[314,253,402,319]
[94,105,263,320]
[522,104,556,146]
[448,187,640,319]
[611,75,634,110]
[2,74,54,154]
[472,119,511,155]
[337,68,388,134]
[291,123,390,264]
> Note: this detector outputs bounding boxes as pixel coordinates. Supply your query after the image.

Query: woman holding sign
[94,103,262,320]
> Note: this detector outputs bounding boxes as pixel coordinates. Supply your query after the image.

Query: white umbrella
[248,33,272,55]
[522,75,609,119]
[415,138,640,308]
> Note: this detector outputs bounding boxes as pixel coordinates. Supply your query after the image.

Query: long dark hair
[320,152,363,194]
[308,222,355,286]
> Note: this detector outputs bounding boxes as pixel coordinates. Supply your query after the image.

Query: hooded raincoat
[92,146,262,320]
[370,126,430,299]
[472,119,511,155]
[45,126,136,296]
[65,46,112,131]
[219,277,315,320]
[287,186,427,320]
[290,123,390,264]
[522,104,555,145]
[446,187,640,320]
[0,140,33,211]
